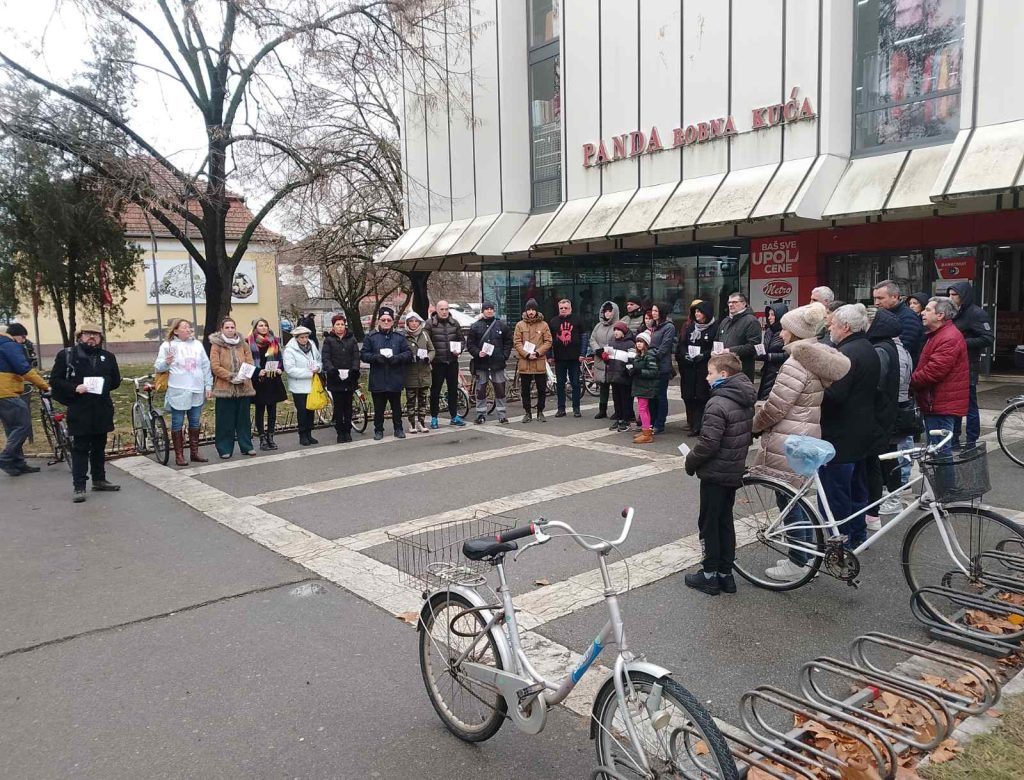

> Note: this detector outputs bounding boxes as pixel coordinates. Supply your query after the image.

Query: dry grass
[921,695,1024,780]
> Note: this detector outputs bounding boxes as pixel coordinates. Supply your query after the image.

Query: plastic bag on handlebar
[784,436,836,477]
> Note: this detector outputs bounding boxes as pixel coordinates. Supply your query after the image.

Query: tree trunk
[48,285,69,347]
[407,270,431,317]
[345,304,364,340]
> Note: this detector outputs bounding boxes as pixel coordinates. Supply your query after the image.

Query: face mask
[712,376,728,388]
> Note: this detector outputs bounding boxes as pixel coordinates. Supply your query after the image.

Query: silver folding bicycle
[395,508,738,779]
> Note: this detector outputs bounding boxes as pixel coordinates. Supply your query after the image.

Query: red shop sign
[934,256,977,280]
[750,236,808,278]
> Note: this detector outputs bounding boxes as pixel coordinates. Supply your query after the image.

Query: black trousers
[373,391,404,432]
[520,373,547,412]
[332,388,354,434]
[697,481,738,575]
[254,402,278,435]
[611,384,634,422]
[292,393,314,434]
[598,382,612,415]
[72,433,107,489]
[865,452,903,511]
[429,361,460,418]
[684,399,707,433]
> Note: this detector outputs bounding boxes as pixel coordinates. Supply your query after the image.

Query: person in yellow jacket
[1,323,49,476]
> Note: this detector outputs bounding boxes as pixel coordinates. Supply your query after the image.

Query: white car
[447,309,479,327]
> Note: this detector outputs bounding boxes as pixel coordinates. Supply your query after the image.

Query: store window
[853,0,965,153]
[528,1,561,210]
[529,0,559,47]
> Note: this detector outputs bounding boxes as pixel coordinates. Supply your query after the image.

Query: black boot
[266,426,279,449]
[259,433,272,451]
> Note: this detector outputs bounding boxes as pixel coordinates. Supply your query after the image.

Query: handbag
[306,373,329,411]
[154,371,169,392]
[894,399,924,438]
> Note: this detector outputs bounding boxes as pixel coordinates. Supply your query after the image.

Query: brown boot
[172,429,187,467]
[188,428,209,463]
[633,428,654,444]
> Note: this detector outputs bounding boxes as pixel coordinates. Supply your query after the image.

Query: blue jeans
[555,360,581,413]
[0,396,32,470]
[899,435,914,484]
[651,375,670,431]
[952,380,979,447]
[818,460,869,547]
[170,404,203,432]
[925,414,956,458]
[778,494,813,566]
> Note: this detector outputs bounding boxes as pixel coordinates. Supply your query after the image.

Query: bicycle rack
[910,584,1024,657]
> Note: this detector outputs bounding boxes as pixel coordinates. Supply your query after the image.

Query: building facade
[385,0,1024,369]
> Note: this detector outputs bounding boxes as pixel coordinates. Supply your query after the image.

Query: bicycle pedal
[847,579,861,589]
[516,682,545,704]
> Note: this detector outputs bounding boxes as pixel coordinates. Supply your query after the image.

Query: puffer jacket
[648,319,677,377]
[891,300,925,367]
[209,333,256,399]
[718,306,762,381]
[588,301,621,382]
[821,331,881,463]
[424,313,465,364]
[283,338,323,395]
[630,351,660,399]
[622,309,646,335]
[676,301,717,402]
[911,320,969,417]
[866,308,901,454]
[947,281,994,379]
[360,328,413,393]
[752,339,851,475]
[757,303,789,401]
[604,330,636,386]
[403,327,435,388]
[321,330,361,392]
[685,373,756,487]
[0,333,48,398]
[513,313,552,374]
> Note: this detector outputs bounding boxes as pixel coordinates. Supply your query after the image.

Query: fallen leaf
[894,766,922,779]
[533,578,550,587]
[839,755,882,780]
[986,708,1002,717]
[928,737,961,765]
[395,611,419,626]
[693,739,709,756]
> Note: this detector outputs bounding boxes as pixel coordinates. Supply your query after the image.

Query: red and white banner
[934,256,976,280]
[750,236,809,315]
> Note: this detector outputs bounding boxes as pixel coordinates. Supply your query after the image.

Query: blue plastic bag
[784,436,836,477]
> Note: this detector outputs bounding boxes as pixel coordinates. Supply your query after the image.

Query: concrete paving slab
[267,445,628,539]
[0,467,306,656]
[0,580,593,780]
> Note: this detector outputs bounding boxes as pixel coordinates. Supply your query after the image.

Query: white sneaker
[865,516,882,532]
[766,559,810,580]
[879,498,904,516]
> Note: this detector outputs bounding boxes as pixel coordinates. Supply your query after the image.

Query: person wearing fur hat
[512,299,552,422]
[752,303,851,580]
[321,313,361,442]
[360,306,413,439]
[49,323,123,501]
[589,300,621,420]
[604,321,637,432]
[677,300,717,436]
[402,312,435,433]
[0,323,49,478]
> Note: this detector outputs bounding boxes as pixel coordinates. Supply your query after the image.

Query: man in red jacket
[910,297,968,457]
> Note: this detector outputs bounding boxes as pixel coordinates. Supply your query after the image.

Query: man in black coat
[863,307,901,532]
[49,324,122,502]
[425,300,467,427]
[715,292,761,382]
[947,281,993,449]
[873,280,925,366]
[549,298,584,417]
[819,304,880,549]
[467,302,513,424]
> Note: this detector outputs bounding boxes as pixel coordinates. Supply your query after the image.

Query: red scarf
[248,330,281,363]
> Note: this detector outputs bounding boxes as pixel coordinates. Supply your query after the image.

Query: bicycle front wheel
[732,475,824,591]
[418,592,506,743]
[351,393,369,433]
[902,506,1024,625]
[131,401,150,454]
[583,367,600,397]
[996,400,1024,467]
[149,413,170,466]
[593,671,738,780]
[456,386,470,419]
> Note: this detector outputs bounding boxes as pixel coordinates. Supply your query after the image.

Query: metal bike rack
[910,584,1024,657]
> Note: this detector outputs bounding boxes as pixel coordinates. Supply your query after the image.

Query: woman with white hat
[283,325,323,446]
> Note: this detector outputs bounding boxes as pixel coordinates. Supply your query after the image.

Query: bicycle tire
[56,418,72,471]
[418,592,506,743]
[732,474,824,591]
[149,412,170,466]
[583,364,600,397]
[996,400,1024,467]
[351,392,369,433]
[40,404,58,457]
[131,401,150,454]
[901,505,1024,626]
[592,670,738,780]
[456,386,470,419]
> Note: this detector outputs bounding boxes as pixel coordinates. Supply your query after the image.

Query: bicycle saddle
[462,538,517,561]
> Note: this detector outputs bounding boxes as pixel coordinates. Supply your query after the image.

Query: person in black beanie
[360,306,413,439]
[622,295,645,335]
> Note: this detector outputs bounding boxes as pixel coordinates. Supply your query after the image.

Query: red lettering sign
[935,257,977,280]
[751,237,807,278]
[762,280,793,298]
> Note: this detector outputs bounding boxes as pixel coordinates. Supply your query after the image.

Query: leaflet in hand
[449,341,462,354]
[264,360,280,372]
[236,363,256,380]
[481,342,494,356]
[754,343,766,356]
[523,340,537,354]
[613,349,631,362]
[83,376,104,394]
[713,341,725,353]
[380,348,393,358]
[688,345,700,358]
[417,348,428,359]
[677,442,691,457]
[338,368,350,380]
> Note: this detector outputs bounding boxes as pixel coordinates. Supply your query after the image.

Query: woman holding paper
[248,319,287,450]
[283,326,323,446]
[676,300,717,436]
[322,313,361,443]
[402,312,435,433]
[210,317,257,459]
[155,318,213,466]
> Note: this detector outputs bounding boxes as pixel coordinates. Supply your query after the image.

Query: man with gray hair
[911,297,969,458]
[810,286,835,306]
[873,279,925,365]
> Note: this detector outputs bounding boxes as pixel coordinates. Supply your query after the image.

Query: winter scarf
[248,331,281,363]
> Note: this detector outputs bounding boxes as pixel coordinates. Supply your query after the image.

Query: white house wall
[681,0,730,179]
[496,0,530,213]
[729,0,784,171]
[974,0,1024,127]
[783,0,822,161]
[600,0,640,195]
[447,0,477,221]
[471,0,502,217]
[639,0,683,187]
[563,0,602,200]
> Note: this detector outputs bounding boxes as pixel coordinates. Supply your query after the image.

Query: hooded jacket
[209,332,256,399]
[907,292,930,312]
[589,301,621,383]
[717,305,762,381]
[0,333,48,399]
[360,327,413,393]
[947,281,994,377]
[821,331,881,463]
[757,303,789,401]
[753,339,850,476]
[866,308,901,454]
[49,342,121,436]
[911,320,969,417]
[321,329,361,392]
[888,300,925,367]
[684,373,756,487]
[676,301,717,402]
[513,312,552,374]
[425,312,465,364]
[403,325,435,388]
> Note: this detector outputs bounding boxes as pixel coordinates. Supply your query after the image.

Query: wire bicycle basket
[921,442,992,503]
[388,514,516,590]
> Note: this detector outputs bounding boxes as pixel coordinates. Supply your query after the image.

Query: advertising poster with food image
[145,259,259,304]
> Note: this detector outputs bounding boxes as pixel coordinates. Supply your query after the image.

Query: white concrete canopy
[823,152,907,219]
[569,189,637,243]
[504,211,557,254]
[426,218,474,257]
[448,214,500,255]
[697,163,778,227]
[933,120,1024,200]
[379,224,428,263]
[534,196,599,248]
[649,174,725,234]
[607,181,680,238]
[886,145,951,211]
[402,221,449,260]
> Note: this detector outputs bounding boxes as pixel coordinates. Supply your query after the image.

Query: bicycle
[315,386,370,434]
[398,509,738,779]
[485,361,557,415]
[733,431,1024,629]
[581,354,601,397]
[995,393,1024,466]
[130,376,170,466]
[38,389,72,470]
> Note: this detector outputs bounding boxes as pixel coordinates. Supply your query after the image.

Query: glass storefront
[481,243,747,330]
[826,247,959,306]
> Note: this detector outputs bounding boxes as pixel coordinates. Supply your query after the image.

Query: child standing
[629,331,660,444]
[603,321,636,432]
[683,352,756,595]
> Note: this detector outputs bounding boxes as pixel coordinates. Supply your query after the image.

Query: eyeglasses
[379,317,393,322]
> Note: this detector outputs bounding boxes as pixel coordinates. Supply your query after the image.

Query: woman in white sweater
[155,319,213,466]
[283,326,323,446]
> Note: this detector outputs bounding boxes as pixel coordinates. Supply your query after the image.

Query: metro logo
[761,280,793,298]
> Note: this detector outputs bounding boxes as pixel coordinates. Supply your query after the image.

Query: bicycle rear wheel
[732,475,824,591]
[456,386,470,419]
[996,400,1024,467]
[131,401,150,454]
[418,592,506,743]
[593,671,738,780]
[902,506,1024,625]
[351,392,369,433]
[583,365,600,397]
[149,412,170,466]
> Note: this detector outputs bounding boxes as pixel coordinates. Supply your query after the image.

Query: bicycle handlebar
[495,523,538,543]
[507,506,635,553]
[878,429,954,461]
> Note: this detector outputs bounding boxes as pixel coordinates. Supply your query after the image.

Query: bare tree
[0,0,453,345]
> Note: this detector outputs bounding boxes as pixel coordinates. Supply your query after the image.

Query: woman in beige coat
[210,317,257,459]
[752,302,850,580]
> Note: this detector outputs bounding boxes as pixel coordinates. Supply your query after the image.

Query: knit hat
[482,301,496,311]
[780,302,827,341]
[627,295,642,306]
[377,305,396,319]
[4,322,28,337]
[331,313,347,325]
[524,298,539,312]
[613,321,630,335]
[636,331,652,346]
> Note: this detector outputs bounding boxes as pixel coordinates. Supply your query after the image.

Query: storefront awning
[650,173,725,233]
[534,196,599,248]
[607,181,680,238]
[378,212,528,271]
[568,189,637,244]
[932,120,1024,201]
[504,211,557,254]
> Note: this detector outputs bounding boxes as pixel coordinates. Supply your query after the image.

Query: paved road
[2,393,1023,778]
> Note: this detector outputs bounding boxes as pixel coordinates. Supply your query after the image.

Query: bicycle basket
[921,443,991,503]
[387,514,516,589]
